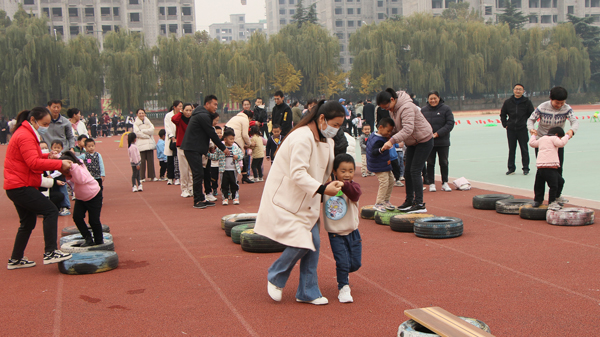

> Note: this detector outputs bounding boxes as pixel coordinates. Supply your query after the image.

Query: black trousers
[204,158,212,194]
[404,138,434,205]
[167,155,175,179]
[7,187,59,259]
[210,167,219,193]
[159,161,167,178]
[506,127,530,172]
[534,168,564,203]
[73,190,104,244]
[426,146,450,184]
[391,157,401,181]
[95,178,103,192]
[185,150,206,204]
[251,157,264,179]
[221,170,239,199]
[90,125,97,138]
[242,150,250,175]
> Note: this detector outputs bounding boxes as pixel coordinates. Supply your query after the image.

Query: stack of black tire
[58,224,118,275]
[221,214,286,253]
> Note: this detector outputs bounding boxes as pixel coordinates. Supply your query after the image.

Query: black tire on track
[60,239,115,253]
[58,251,119,275]
[61,224,110,237]
[472,194,514,210]
[374,209,403,225]
[240,229,287,253]
[519,204,548,220]
[547,207,595,226]
[360,205,376,220]
[231,223,255,244]
[414,217,463,239]
[389,214,435,232]
[495,199,534,214]
[224,217,257,237]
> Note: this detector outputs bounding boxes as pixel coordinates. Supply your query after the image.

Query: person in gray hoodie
[377,88,433,214]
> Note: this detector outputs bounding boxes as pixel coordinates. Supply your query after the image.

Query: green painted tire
[389,214,435,232]
[231,223,255,244]
[360,205,376,220]
[374,209,403,225]
[61,224,110,237]
[58,251,118,275]
[240,229,287,253]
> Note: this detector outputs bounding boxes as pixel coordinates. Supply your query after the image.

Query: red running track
[0,137,599,336]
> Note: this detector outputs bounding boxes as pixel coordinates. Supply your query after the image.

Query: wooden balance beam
[404,307,495,337]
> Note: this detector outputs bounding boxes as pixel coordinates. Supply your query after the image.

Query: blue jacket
[366,133,391,173]
[156,139,167,162]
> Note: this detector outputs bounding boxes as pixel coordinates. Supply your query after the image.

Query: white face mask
[41,149,50,154]
[320,118,339,138]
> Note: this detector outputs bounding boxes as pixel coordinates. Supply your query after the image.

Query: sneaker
[212,191,218,197]
[384,201,395,210]
[533,201,542,207]
[59,208,71,216]
[268,281,283,302]
[394,180,404,187]
[193,202,207,209]
[296,297,328,305]
[556,196,569,204]
[152,178,159,182]
[429,184,436,192]
[523,169,530,175]
[43,250,72,265]
[174,179,180,185]
[203,200,216,207]
[181,191,190,198]
[140,179,146,183]
[7,257,36,270]
[338,285,353,303]
[167,179,173,185]
[397,200,413,211]
[441,182,452,192]
[206,194,217,202]
[222,199,229,205]
[258,178,264,182]
[362,173,367,178]
[549,201,562,211]
[132,186,138,192]
[369,172,375,176]
[400,176,405,181]
[506,171,515,175]
[138,184,143,192]
[407,203,427,214]
[233,198,240,205]
[373,203,387,212]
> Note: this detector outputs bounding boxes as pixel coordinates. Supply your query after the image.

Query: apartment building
[0,0,196,47]
[208,13,266,42]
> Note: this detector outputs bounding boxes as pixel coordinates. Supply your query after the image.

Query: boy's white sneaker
[338,285,353,303]
[174,179,180,185]
[205,194,217,202]
[167,179,173,185]
[138,184,143,192]
[181,191,190,198]
[132,186,138,192]
[233,198,240,205]
[429,184,436,192]
[222,199,229,205]
[152,178,159,182]
[441,182,452,192]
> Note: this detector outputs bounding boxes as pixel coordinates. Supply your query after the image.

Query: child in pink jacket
[528,126,570,208]
[60,151,104,247]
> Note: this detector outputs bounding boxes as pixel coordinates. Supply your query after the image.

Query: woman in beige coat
[254,100,345,305]
[225,104,253,184]
[133,108,156,181]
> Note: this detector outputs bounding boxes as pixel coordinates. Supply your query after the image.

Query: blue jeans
[267,223,323,301]
[57,184,70,208]
[328,229,362,289]
[398,151,405,178]
[404,138,434,205]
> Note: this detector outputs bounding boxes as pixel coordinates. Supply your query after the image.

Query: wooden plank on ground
[404,307,495,337]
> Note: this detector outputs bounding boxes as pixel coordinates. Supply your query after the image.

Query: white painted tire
[60,233,113,246]
[60,239,114,253]
[546,207,595,226]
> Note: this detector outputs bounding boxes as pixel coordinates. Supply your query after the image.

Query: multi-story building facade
[208,14,266,42]
[0,0,195,47]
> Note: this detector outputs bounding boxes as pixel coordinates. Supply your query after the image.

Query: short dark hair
[376,88,398,106]
[158,129,166,137]
[84,138,95,146]
[51,140,64,149]
[362,123,371,129]
[366,99,372,103]
[333,153,355,170]
[249,125,261,136]
[243,110,254,119]
[77,134,88,141]
[550,86,568,101]
[378,117,395,129]
[210,112,220,120]
[514,83,524,89]
[67,108,80,118]
[214,125,222,130]
[193,103,199,109]
[548,126,565,137]
[242,99,251,106]
[47,99,62,107]
[272,124,281,130]
[255,97,263,102]
[274,90,284,98]
[40,141,48,146]
[292,101,299,107]
[204,95,218,105]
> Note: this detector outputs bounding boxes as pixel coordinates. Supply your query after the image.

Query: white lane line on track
[106,154,259,337]
[53,215,69,337]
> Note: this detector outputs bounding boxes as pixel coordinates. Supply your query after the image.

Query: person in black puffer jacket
[500,83,535,175]
[421,91,454,192]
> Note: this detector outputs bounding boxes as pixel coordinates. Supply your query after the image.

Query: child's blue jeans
[57,184,70,209]
[328,229,362,289]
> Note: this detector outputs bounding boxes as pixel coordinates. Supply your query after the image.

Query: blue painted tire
[58,251,119,275]
[397,316,491,336]
[61,224,110,237]
[60,233,113,246]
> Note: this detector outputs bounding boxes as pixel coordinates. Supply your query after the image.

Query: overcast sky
[195,0,267,32]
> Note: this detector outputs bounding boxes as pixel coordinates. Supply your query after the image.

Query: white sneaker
[394,180,404,187]
[167,179,173,185]
[338,285,353,303]
[268,281,282,301]
[296,297,328,305]
[174,179,180,185]
[441,182,452,192]
[233,198,240,205]
[132,186,138,192]
[181,191,190,198]
[258,178,264,182]
[400,177,405,181]
[152,178,159,182]
[205,194,217,202]
[138,184,143,192]
[140,179,145,183]
[429,184,436,192]
[556,196,569,204]
[222,199,229,205]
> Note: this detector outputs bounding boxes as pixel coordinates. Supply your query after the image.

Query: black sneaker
[523,169,530,175]
[43,250,72,265]
[193,202,207,209]
[506,171,515,175]
[533,201,542,207]
[407,203,427,214]
[203,200,216,207]
[7,257,36,270]
[397,200,413,211]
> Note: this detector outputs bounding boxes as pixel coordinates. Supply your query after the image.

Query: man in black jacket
[500,84,535,175]
[253,98,268,136]
[181,95,230,209]
[363,99,375,131]
[271,90,293,137]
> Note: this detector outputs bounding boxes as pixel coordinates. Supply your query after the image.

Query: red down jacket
[4,121,63,190]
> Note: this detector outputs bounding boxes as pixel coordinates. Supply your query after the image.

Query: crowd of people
[2,86,580,308]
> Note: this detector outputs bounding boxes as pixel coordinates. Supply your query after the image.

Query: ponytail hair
[127,132,137,148]
[376,88,398,106]
[59,151,82,165]
[13,107,50,132]
[283,99,345,144]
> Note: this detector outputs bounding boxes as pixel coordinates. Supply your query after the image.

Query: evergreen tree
[293,0,306,28]
[497,0,530,32]
[306,4,317,24]
[568,14,600,84]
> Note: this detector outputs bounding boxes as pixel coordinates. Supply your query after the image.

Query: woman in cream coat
[164,101,182,185]
[254,100,345,305]
[225,104,253,184]
[133,108,156,181]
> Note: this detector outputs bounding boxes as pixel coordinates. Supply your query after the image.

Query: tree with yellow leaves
[269,52,303,94]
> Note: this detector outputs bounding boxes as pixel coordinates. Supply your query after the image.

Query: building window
[335,0,341,2]
[593,14,600,22]
[113,7,119,16]
[592,0,600,6]
[340,58,345,64]
[101,7,110,16]
[289,0,294,4]
[348,33,352,39]
[378,0,383,6]
[290,9,295,15]
[55,26,63,35]
[336,20,343,27]
[513,0,522,7]
[349,58,353,64]
[169,24,177,33]
[392,7,398,14]
[335,8,342,14]
[130,13,140,22]
[378,13,384,19]
[168,7,176,15]
[347,20,354,27]
[239,24,244,29]
[85,25,93,34]
[182,7,192,15]
[239,32,245,37]
[279,0,285,4]
[69,8,78,17]
[42,8,50,17]
[529,0,538,7]
[129,0,138,4]
[159,7,165,15]
[280,19,286,24]
[541,0,550,7]
[529,15,538,23]
[541,15,551,23]
[216,28,220,33]
[336,32,344,39]
[52,8,62,17]
[347,8,354,14]
[553,14,557,22]
[432,0,443,8]
[280,9,285,14]
[160,24,166,34]
[358,20,362,26]
[485,6,492,14]
[102,25,111,33]
[24,0,34,5]
[70,26,79,35]
[114,25,120,32]
[183,24,192,33]
[553,0,557,7]
[348,0,353,2]
[85,8,94,17]
[357,8,361,14]
[340,44,345,51]
[568,5,574,13]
